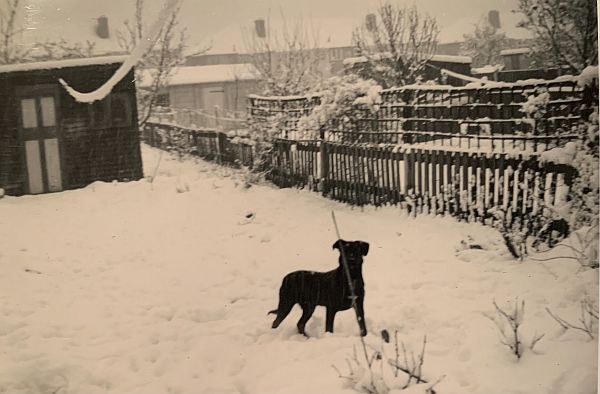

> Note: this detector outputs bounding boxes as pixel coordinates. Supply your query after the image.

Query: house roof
[138,63,260,88]
[343,53,472,66]
[500,48,530,56]
[0,55,128,74]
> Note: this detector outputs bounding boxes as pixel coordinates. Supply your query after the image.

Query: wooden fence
[249,77,593,153]
[141,122,255,168]
[269,139,575,228]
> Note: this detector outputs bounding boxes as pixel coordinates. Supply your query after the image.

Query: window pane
[21,98,38,129]
[40,96,56,127]
[91,99,109,127]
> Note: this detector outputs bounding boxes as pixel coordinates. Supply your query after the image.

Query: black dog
[268,239,369,337]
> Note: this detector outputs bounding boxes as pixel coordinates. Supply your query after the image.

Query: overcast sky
[15,0,531,54]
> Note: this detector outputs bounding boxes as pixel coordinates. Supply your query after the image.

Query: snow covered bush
[334,330,444,394]
[295,75,382,141]
[521,90,550,134]
[484,298,545,360]
[527,72,599,264]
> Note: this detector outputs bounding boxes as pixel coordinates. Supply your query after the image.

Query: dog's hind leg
[271,300,294,329]
[297,303,316,336]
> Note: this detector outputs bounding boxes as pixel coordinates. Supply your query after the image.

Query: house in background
[343,54,473,86]
[500,48,532,70]
[471,47,575,82]
[0,56,143,196]
[184,46,358,81]
[141,63,260,117]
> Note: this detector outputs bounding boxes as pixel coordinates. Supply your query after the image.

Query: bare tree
[0,0,33,64]
[515,0,598,71]
[461,17,508,67]
[117,0,208,127]
[243,14,324,96]
[351,3,439,88]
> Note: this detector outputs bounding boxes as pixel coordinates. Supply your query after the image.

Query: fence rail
[141,122,255,168]
[150,106,247,131]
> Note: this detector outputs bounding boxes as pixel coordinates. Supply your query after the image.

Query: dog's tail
[267,309,278,316]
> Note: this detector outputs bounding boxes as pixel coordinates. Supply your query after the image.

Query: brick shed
[0,55,143,195]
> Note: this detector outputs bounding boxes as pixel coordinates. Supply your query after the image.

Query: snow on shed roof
[430,54,472,64]
[343,53,471,66]
[500,48,530,56]
[0,55,128,74]
[139,63,260,88]
[471,64,502,74]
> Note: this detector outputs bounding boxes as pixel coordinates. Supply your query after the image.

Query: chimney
[96,15,109,39]
[366,13,376,32]
[488,10,500,30]
[254,19,266,38]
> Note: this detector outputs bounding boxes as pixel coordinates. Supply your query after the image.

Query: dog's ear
[332,239,344,250]
[359,241,370,256]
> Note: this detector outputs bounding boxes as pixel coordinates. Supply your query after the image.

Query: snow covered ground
[1,145,597,394]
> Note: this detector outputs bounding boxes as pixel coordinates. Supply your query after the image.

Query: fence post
[215,132,224,164]
[319,141,329,195]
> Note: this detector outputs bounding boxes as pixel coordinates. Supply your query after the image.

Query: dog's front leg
[357,297,367,337]
[325,307,337,333]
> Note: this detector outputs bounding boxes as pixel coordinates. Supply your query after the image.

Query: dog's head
[332,239,370,270]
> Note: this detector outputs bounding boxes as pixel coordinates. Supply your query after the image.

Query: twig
[416,335,427,380]
[386,360,429,385]
[529,331,545,351]
[394,330,400,378]
[149,149,163,190]
[546,306,594,339]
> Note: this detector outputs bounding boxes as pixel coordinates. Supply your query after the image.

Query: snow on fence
[248,77,594,152]
[268,139,576,227]
[141,122,254,168]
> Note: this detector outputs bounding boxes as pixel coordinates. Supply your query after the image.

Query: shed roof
[0,55,128,74]
[343,53,472,66]
[139,63,260,88]
[499,48,530,56]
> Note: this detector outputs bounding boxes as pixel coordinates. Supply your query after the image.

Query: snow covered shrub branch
[546,295,599,339]
[333,329,444,394]
[489,207,529,260]
[531,223,599,269]
[484,298,545,360]
[521,90,550,134]
[295,75,382,140]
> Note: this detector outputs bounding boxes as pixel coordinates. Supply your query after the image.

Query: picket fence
[269,139,575,228]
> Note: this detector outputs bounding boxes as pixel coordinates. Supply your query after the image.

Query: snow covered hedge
[294,75,383,140]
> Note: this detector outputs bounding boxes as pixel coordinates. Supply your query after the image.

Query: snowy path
[0,145,597,394]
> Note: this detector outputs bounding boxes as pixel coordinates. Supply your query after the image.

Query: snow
[576,65,599,88]
[0,55,128,74]
[499,48,530,56]
[138,64,260,88]
[471,65,501,74]
[430,54,472,64]
[0,145,597,394]
[440,68,488,83]
[342,54,472,66]
[58,0,181,103]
